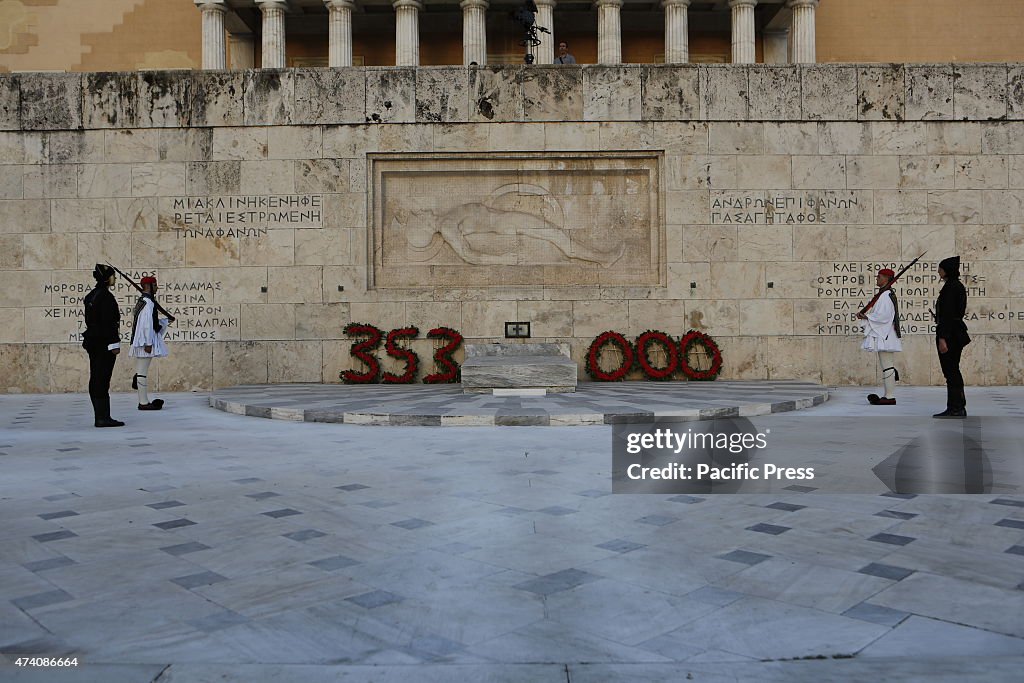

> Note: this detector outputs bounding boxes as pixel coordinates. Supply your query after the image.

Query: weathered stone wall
[1,64,1023,392]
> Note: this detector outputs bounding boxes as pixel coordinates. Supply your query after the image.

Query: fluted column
[662,0,690,64]
[535,0,555,64]
[326,0,355,67]
[256,0,288,68]
[788,0,818,63]
[729,0,756,64]
[195,1,227,70]
[595,0,623,65]
[461,0,488,65]
[394,0,422,66]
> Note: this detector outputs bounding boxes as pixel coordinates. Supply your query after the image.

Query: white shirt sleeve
[132,299,156,348]
[863,293,894,338]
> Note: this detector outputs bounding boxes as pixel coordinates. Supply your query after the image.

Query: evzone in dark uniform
[82,264,124,427]
[857,267,902,405]
[129,275,168,411]
[933,256,971,419]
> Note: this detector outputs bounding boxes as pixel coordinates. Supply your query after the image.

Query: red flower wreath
[341,322,383,384]
[423,326,463,384]
[635,330,680,380]
[586,331,635,381]
[381,326,419,384]
[679,329,723,381]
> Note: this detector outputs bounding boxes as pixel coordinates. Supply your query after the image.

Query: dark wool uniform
[934,256,971,415]
[82,266,121,424]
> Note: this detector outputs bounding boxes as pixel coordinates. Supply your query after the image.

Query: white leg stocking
[135,356,152,405]
[878,351,897,399]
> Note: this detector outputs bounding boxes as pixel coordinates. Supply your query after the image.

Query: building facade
[2,0,1024,74]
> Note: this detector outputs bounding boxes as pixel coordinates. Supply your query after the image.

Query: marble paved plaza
[1,386,1024,682]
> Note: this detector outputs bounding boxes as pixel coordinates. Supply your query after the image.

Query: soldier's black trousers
[88,350,117,421]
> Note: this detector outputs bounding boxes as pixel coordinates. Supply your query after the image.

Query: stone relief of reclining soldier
[392,183,627,268]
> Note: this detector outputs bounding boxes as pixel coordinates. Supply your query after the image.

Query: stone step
[461,343,578,393]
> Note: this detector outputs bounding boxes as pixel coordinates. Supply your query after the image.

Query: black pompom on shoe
[867,394,880,405]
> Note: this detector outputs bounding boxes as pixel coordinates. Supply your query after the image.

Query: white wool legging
[878,351,897,399]
[135,356,153,404]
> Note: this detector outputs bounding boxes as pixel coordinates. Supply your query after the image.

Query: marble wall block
[295,302,350,340]
[267,265,323,304]
[0,131,25,164]
[0,235,23,269]
[710,262,766,299]
[0,270,49,306]
[954,155,1008,189]
[766,336,822,382]
[927,190,984,223]
[0,345,50,392]
[294,159,349,194]
[20,73,82,131]
[184,233,241,268]
[583,66,641,121]
[104,128,160,162]
[186,161,241,195]
[294,68,365,125]
[748,66,801,121]
[720,336,765,380]
[871,121,928,155]
[739,299,793,336]
[83,73,139,129]
[269,340,323,383]
[953,65,1008,121]
[817,122,872,155]
[51,199,104,233]
[765,123,818,155]
[77,232,132,270]
[858,65,905,121]
[522,67,583,122]
[709,122,763,154]
[874,190,928,224]
[846,156,900,189]
[793,224,846,261]
[0,307,24,343]
[906,65,954,121]
[415,67,469,123]
[23,234,76,270]
[0,199,47,235]
[899,156,954,190]
[655,121,708,154]
[240,303,296,340]
[243,70,295,126]
[213,341,269,387]
[737,155,791,189]
[0,75,18,130]
[137,71,191,128]
[982,122,1024,154]
[155,127,211,162]
[154,342,213,392]
[514,300,573,338]
[131,163,186,197]
[570,300,627,339]
[792,155,846,189]
[1009,66,1024,120]
[927,122,982,154]
[268,127,322,160]
[239,159,294,194]
[240,228,295,267]
[900,224,954,259]
[802,65,857,121]
[349,300,409,331]
[846,226,900,260]
[469,66,523,122]
[955,224,1009,261]
[46,131,104,164]
[131,231,185,268]
[23,164,77,198]
[108,197,158,233]
[700,66,747,121]
[365,67,415,124]
[681,225,738,262]
[983,189,1024,223]
[191,71,244,128]
[1011,156,1024,188]
[640,65,699,121]
[435,122,490,151]
[211,127,267,161]
[0,164,22,199]
[672,155,737,189]
[622,299,687,337]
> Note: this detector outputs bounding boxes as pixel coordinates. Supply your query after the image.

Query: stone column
[662,0,690,64]
[228,34,256,69]
[763,28,789,64]
[461,0,488,65]
[595,0,623,65]
[393,0,422,66]
[195,1,227,70]
[788,0,818,63]
[256,0,289,68]
[326,0,355,67]
[535,0,555,65]
[729,0,756,64]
